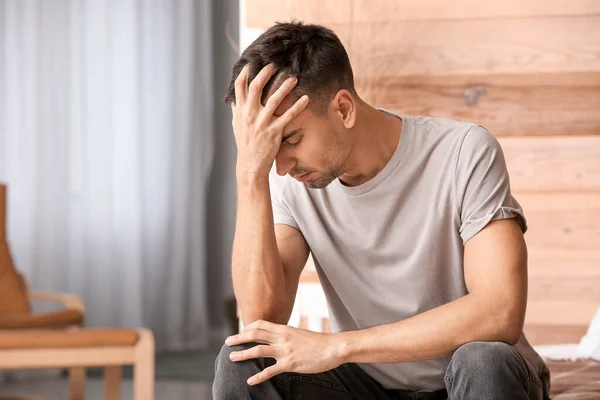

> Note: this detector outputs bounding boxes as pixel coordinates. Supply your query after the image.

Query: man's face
[273,100,350,189]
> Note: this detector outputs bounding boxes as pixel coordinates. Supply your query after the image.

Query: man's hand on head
[232,63,309,183]
[225,319,344,386]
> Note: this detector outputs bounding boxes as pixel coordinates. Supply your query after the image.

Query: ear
[330,90,356,129]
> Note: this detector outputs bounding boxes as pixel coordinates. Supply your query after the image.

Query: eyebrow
[282,128,302,142]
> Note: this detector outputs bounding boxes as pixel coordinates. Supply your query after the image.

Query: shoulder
[457,124,502,160]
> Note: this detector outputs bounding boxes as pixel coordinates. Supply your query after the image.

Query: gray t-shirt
[269,111,549,392]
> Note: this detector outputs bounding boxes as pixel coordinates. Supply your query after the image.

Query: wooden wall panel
[349,17,600,76]
[525,301,599,326]
[246,0,352,28]
[517,193,600,253]
[246,9,600,76]
[524,324,588,345]
[529,277,600,303]
[500,136,600,190]
[353,0,600,22]
[247,0,600,27]
[528,249,600,280]
[520,193,600,335]
[362,72,600,137]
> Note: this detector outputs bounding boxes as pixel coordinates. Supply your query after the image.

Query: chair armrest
[28,292,85,313]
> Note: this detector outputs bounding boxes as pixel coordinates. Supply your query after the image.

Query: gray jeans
[213,341,548,399]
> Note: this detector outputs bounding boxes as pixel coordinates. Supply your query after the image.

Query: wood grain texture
[361,72,600,137]
[525,301,599,326]
[520,194,600,330]
[529,277,600,303]
[353,0,600,22]
[500,136,600,190]
[523,324,588,345]
[246,0,352,28]
[517,193,600,252]
[528,249,600,278]
[524,197,600,329]
[246,0,600,26]
[349,16,600,76]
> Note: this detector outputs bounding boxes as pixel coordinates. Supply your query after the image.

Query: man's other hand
[225,319,343,386]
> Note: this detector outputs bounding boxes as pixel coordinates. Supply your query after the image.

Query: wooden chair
[0,329,154,400]
[0,184,154,400]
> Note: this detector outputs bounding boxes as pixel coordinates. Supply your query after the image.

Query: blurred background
[1,0,599,399]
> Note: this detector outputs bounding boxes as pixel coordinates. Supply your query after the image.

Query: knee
[449,341,516,376]
[215,342,245,373]
[213,343,259,398]
[446,342,537,399]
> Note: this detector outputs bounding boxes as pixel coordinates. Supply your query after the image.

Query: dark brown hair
[224,21,356,115]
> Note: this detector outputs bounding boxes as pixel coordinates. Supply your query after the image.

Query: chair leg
[133,329,155,400]
[69,367,86,400]
[104,366,121,400]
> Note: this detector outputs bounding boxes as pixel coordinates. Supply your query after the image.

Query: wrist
[330,331,353,364]
[236,169,270,189]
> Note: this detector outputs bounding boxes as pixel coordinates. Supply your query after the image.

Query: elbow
[499,325,522,346]
[475,291,526,345]
[496,308,525,345]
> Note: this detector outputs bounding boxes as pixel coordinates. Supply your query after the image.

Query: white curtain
[0,0,224,351]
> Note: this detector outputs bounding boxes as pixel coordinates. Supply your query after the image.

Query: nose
[275,152,295,176]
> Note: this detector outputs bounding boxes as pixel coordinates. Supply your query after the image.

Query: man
[213,21,550,399]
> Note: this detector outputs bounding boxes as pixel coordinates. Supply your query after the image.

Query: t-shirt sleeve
[455,125,527,244]
[268,166,300,230]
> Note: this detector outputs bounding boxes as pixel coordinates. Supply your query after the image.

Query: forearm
[336,293,520,364]
[232,175,287,325]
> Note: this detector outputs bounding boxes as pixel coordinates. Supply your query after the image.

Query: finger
[246,319,286,333]
[230,344,276,362]
[248,364,284,386]
[225,328,278,346]
[248,63,279,104]
[234,64,250,105]
[276,95,310,128]
[263,75,298,116]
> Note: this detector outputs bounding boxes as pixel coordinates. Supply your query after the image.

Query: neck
[338,102,402,187]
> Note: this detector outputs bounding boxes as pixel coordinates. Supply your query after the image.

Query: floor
[0,377,213,400]
[546,359,600,399]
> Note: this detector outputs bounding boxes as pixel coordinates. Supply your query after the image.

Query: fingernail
[288,76,297,83]
[247,378,254,385]
[224,337,231,345]
[229,353,237,361]
[301,95,309,101]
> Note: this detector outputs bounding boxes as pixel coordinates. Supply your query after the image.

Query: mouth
[294,172,311,182]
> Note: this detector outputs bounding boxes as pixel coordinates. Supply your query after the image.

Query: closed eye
[285,136,302,147]
[282,128,302,143]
